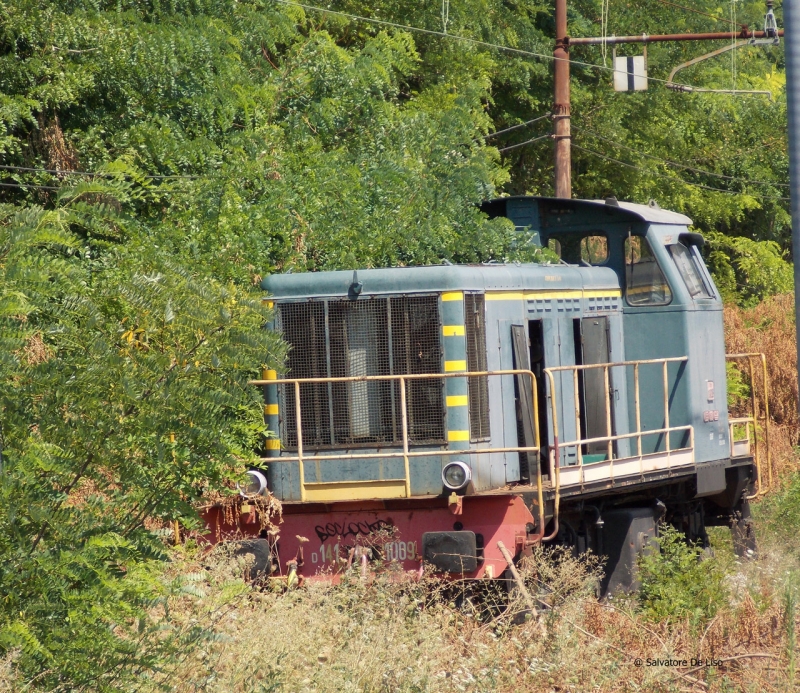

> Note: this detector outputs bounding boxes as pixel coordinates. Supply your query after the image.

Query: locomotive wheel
[233,538,274,583]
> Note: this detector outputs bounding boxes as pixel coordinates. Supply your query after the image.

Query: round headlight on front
[237,469,268,497]
[442,461,471,491]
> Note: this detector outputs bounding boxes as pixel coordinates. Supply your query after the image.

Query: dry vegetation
[137,295,799,693]
[5,298,797,693]
[145,531,798,693]
[725,294,798,477]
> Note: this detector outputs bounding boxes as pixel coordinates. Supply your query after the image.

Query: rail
[542,356,693,542]
[249,370,546,537]
[726,353,771,499]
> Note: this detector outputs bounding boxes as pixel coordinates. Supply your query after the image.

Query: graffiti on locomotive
[309,518,412,565]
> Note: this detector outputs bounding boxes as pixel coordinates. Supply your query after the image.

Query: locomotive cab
[483,196,733,494]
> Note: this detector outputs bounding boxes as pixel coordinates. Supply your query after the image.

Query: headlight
[442,461,471,491]
[237,469,268,497]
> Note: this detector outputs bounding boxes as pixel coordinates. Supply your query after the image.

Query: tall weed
[638,526,728,626]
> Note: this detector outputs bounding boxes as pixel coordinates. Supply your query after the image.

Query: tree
[0,1,524,686]
[0,172,280,688]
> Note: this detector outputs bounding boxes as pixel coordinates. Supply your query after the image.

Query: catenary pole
[785,0,800,415]
[551,3,782,202]
[553,0,571,198]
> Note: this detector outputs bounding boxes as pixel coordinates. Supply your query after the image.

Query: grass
[127,503,800,693]
[141,296,800,693]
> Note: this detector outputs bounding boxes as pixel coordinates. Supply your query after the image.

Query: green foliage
[0,0,526,279]
[759,471,800,551]
[726,360,751,410]
[0,1,533,685]
[704,231,794,306]
[0,177,279,689]
[638,526,728,625]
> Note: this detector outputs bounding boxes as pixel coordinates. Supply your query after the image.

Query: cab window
[669,243,714,299]
[547,234,608,265]
[580,235,608,265]
[624,236,672,306]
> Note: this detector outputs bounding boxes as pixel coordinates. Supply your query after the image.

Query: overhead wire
[0,164,200,179]
[571,142,789,200]
[572,124,789,187]
[483,113,551,139]
[497,133,552,152]
[269,0,714,90]
[0,181,61,191]
[731,0,737,89]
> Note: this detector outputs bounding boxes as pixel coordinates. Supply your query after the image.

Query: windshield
[669,243,714,299]
[624,235,672,306]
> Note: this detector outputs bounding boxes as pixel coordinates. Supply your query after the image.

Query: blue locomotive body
[245,196,758,590]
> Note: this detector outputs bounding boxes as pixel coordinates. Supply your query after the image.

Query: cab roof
[481,196,693,227]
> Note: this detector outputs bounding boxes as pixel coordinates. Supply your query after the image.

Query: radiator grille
[277,296,444,450]
[465,293,490,441]
[280,301,330,449]
[391,296,446,443]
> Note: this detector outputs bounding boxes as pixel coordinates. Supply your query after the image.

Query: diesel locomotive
[204,195,768,593]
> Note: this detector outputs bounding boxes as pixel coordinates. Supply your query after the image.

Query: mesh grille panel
[278,302,329,448]
[390,296,445,443]
[278,296,444,449]
[465,294,490,441]
[329,299,392,444]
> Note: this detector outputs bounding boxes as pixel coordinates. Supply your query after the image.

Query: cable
[573,124,789,187]
[276,0,783,93]
[571,142,789,200]
[0,179,201,194]
[731,0,737,89]
[652,0,746,29]
[483,114,551,139]
[0,181,61,191]
[498,133,552,152]
[0,164,200,179]
[273,0,555,57]
[270,0,702,89]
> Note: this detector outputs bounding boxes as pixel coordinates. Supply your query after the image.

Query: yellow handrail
[726,353,771,498]
[543,356,693,539]
[249,370,546,537]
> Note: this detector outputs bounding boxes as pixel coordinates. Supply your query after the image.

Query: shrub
[705,232,793,307]
[638,525,728,625]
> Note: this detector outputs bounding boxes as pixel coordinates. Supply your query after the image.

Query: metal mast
[551,2,782,201]
[553,0,571,198]
[785,0,800,413]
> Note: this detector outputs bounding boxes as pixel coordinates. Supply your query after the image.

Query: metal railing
[726,353,771,498]
[542,356,693,541]
[250,353,771,544]
[249,370,544,533]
